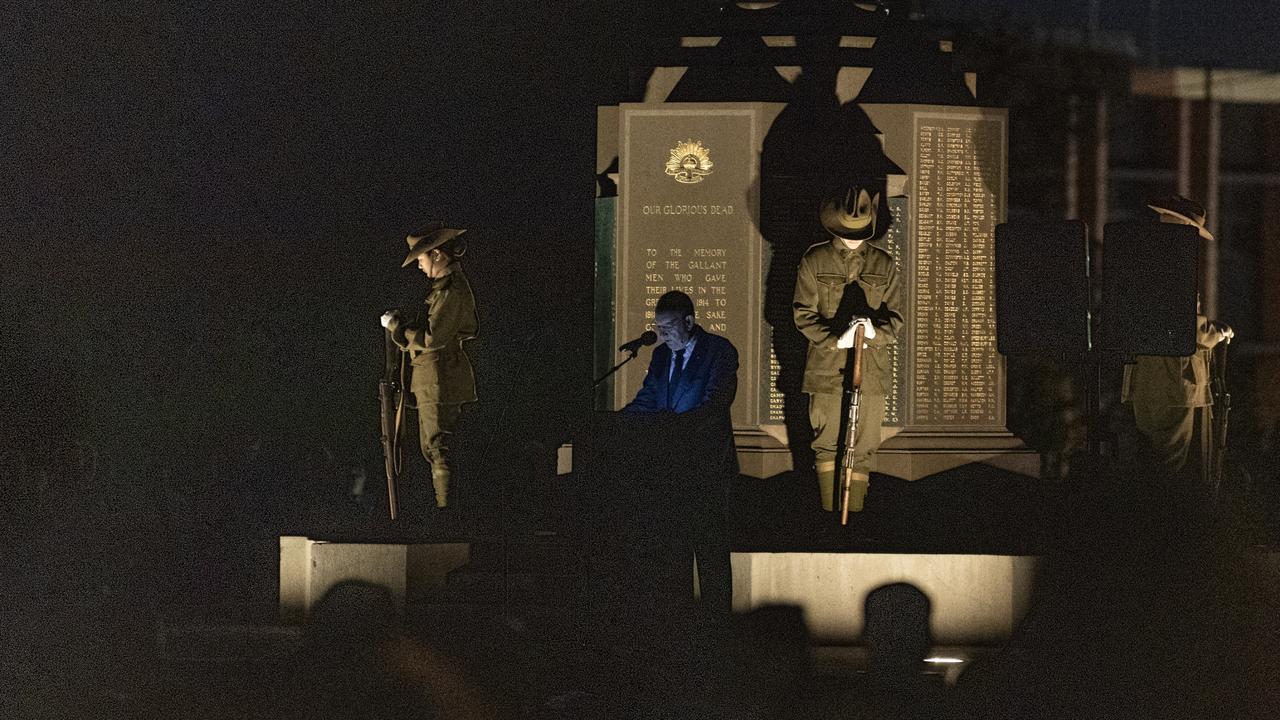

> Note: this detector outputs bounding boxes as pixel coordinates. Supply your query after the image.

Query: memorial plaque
[881,196,907,425]
[598,102,1022,477]
[909,112,1003,427]
[767,348,784,422]
[862,105,1008,432]
[610,104,776,427]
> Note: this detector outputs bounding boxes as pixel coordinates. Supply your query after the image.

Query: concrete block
[731,552,1038,645]
[280,537,471,622]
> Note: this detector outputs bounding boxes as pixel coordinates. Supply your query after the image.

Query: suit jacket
[623,326,739,477]
[387,269,478,404]
[792,237,904,396]
[624,326,737,416]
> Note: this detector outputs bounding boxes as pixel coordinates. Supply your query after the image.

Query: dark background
[5,2,623,475]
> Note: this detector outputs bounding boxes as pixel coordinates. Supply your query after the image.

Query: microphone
[618,330,658,355]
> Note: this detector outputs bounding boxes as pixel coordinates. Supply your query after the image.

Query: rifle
[840,323,867,525]
[379,327,408,520]
[1209,335,1232,503]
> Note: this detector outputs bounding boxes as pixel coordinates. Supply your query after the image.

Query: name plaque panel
[910,113,1002,427]
[614,104,771,427]
[881,197,907,425]
[862,104,1008,432]
[768,349,783,422]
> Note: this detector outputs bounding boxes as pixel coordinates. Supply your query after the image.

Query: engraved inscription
[880,198,906,426]
[617,107,761,426]
[639,246,734,333]
[912,116,1002,426]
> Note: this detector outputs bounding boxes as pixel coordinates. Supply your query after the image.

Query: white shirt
[668,335,696,381]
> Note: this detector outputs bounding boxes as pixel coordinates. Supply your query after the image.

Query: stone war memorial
[595,14,1037,482]
[583,3,1043,644]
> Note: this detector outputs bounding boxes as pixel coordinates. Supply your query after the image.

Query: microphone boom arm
[593,347,641,388]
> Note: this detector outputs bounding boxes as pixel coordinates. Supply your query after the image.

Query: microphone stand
[593,348,642,388]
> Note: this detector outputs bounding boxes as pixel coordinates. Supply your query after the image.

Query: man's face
[654,311,694,351]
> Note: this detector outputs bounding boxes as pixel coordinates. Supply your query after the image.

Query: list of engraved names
[880,198,906,426]
[912,115,1001,426]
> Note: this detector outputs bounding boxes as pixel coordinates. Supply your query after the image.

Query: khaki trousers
[809,391,885,471]
[809,390,884,510]
[1133,401,1212,482]
[413,396,462,507]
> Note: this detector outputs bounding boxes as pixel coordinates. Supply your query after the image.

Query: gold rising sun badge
[665,139,714,184]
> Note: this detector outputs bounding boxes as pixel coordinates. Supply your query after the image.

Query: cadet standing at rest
[381,223,478,510]
[1123,195,1233,482]
[793,185,904,513]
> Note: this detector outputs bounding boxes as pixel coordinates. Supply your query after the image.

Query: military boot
[844,471,870,513]
[816,460,837,512]
[427,454,450,509]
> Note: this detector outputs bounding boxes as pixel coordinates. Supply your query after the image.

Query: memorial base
[733,427,793,479]
[278,537,471,622]
[876,430,1041,481]
[731,551,1037,645]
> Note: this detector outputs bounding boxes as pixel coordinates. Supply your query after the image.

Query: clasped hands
[836,318,876,349]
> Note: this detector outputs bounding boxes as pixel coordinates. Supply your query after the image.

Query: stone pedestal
[733,427,794,478]
[876,430,1041,481]
[278,537,470,622]
[731,551,1038,645]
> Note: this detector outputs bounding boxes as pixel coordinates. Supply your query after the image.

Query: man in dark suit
[623,290,739,619]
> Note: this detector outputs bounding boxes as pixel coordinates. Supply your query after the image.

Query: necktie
[667,347,686,407]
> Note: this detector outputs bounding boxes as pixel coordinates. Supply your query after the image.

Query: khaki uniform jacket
[387,269,478,404]
[1122,314,1216,408]
[793,238,904,396]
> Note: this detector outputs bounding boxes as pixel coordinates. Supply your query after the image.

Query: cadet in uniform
[381,224,478,509]
[1123,195,1233,480]
[793,186,904,513]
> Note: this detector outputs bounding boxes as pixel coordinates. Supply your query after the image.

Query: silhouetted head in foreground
[864,582,932,674]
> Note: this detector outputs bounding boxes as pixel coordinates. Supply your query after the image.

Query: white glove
[858,318,877,341]
[380,311,396,329]
[836,318,875,349]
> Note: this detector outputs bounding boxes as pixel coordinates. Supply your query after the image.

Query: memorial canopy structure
[594,1,1037,480]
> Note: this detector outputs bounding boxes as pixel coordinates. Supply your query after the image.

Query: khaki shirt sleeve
[404,284,471,353]
[793,256,838,351]
[385,313,417,350]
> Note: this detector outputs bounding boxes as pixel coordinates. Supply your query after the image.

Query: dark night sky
[6,0,1280,476]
